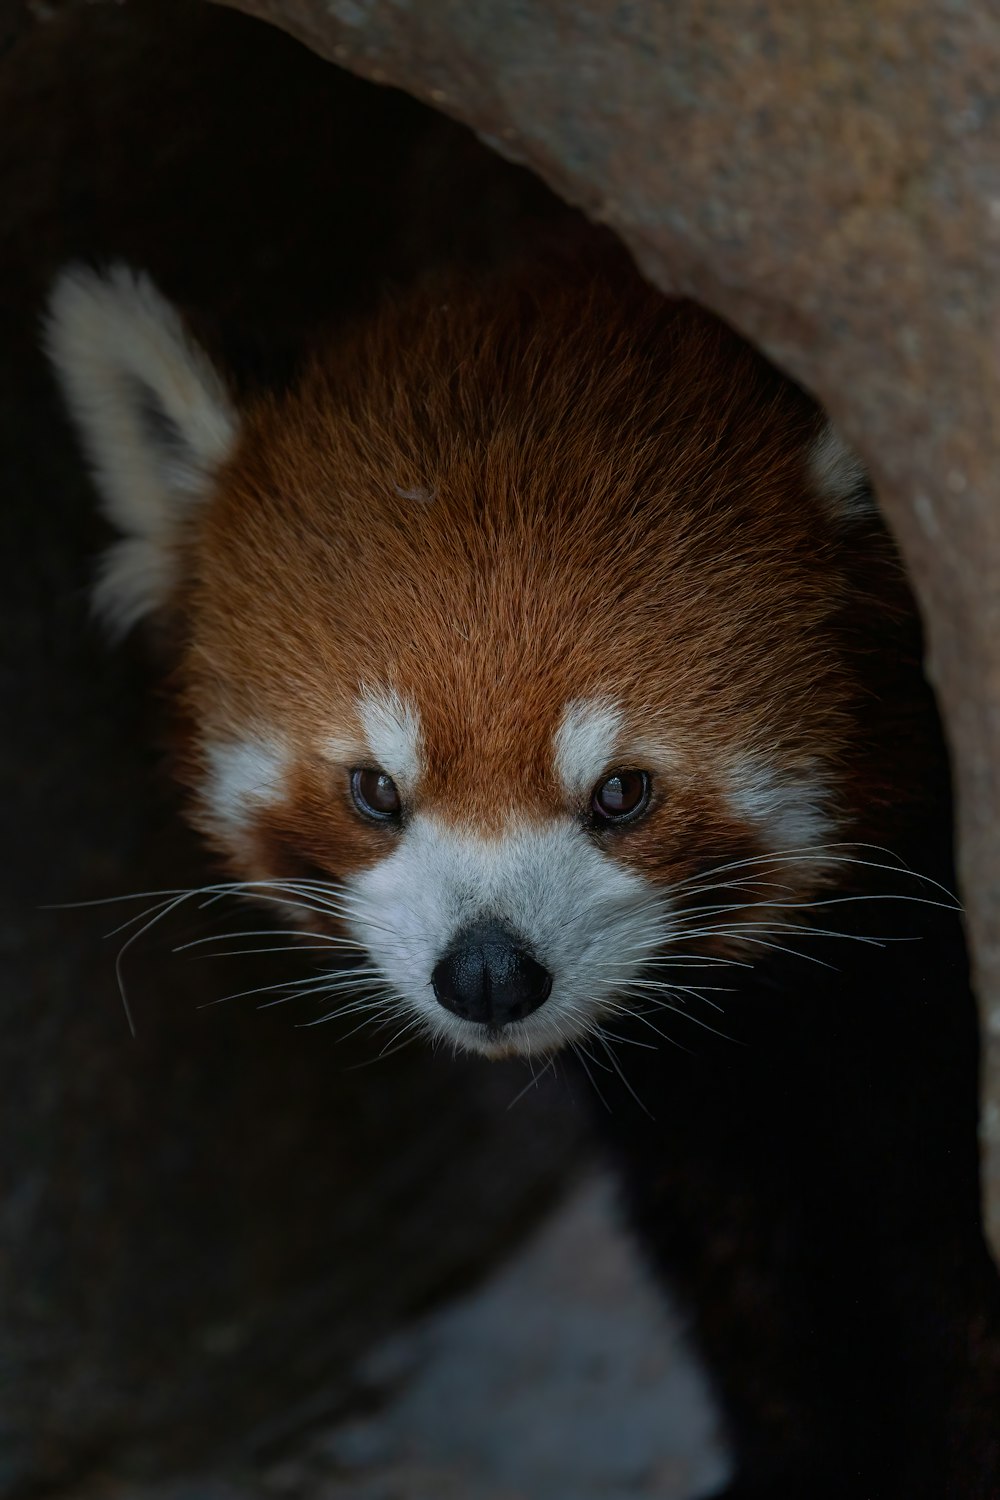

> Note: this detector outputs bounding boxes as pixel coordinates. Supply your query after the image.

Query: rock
[55,1178,729,1499]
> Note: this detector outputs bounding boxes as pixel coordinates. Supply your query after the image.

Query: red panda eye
[351,767,402,821]
[591,769,651,824]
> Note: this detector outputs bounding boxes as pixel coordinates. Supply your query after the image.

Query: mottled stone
[53,1178,729,1500]
[215,0,1000,1259]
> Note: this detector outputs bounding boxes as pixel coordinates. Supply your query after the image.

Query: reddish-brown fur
[164,253,923,906]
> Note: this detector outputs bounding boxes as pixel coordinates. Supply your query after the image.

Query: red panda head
[47,255,896,1059]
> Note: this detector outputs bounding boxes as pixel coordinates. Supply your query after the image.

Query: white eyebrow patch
[725,756,835,853]
[321,731,364,765]
[202,737,290,834]
[553,699,624,799]
[357,688,422,787]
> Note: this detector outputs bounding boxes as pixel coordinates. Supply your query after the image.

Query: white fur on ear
[44,264,237,633]
[808,421,875,524]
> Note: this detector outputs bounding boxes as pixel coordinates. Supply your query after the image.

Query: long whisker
[112,890,199,1034]
[570,1040,611,1113]
[315,992,403,1024]
[615,985,744,1043]
[186,944,371,961]
[593,1023,658,1052]
[175,928,369,953]
[506,1057,557,1111]
[593,1030,656,1119]
[199,966,385,1008]
[300,994,405,1032]
[620,978,730,1012]
[665,844,958,904]
[667,920,888,947]
[258,977,395,1015]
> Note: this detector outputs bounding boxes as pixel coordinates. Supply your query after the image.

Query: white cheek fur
[724,756,834,855]
[345,815,665,1058]
[201,738,290,838]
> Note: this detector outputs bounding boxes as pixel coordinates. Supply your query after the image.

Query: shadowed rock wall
[214,0,1000,1258]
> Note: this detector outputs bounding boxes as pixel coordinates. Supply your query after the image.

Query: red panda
[45,250,1000,1497]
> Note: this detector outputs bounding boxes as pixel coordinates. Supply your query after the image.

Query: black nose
[431,920,552,1027]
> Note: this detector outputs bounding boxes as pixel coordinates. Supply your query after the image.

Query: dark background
[0,4,597,1491]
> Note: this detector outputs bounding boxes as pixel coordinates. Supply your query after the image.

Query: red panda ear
[808,419,876,524]
[44,264,237,635]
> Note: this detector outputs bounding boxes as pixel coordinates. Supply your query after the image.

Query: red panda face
[46,256,886,1059]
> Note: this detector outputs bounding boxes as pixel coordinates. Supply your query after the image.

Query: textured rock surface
[215,0,1000,1260]
[60,1179,729,1500]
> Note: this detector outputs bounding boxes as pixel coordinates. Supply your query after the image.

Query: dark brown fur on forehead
[178,249,901,855]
